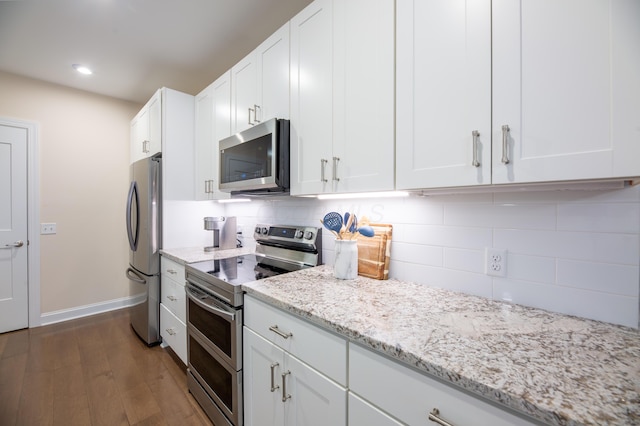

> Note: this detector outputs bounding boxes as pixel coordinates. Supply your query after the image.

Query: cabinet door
[290,0,334,196]
[195,84,214,200]
[492,0,640,183]
[195,73,232,201]
[284,352,347,426]
[147,90,162,156]
[257,22,291,123]
[396,0,491,190]
[244,327,284,426]
[232,51,258,134]
[332,0,395,193]
[131,105,151,164]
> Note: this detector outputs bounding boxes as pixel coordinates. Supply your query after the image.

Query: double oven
[184,224,322,426]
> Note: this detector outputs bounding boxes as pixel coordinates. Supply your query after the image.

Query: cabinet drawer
[160,304,187,365]
[244,295,347,386]
[161,278,186,322]
[349,392,403,426]
[161,256,185,283]
[349,343,537,426]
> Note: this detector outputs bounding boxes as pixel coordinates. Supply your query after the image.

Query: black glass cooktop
[191,255,293,286]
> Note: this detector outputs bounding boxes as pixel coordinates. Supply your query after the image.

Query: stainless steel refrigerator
[125,153,162,345]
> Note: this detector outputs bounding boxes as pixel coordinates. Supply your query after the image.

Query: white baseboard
[39,296,137,326]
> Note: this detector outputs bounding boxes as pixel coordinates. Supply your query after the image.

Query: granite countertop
[242,265,640,426]
[160,246,254,264]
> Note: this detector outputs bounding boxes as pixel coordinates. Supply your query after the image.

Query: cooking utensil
[349,214,357,233]
[356,225,375,237]
[323,212,344,238]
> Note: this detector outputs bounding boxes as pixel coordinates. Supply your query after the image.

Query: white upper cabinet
[231,22,290,134]
[130,90,161,164]
[396,0,491,190]
[290,0,395,196]
[492,0,640,184]
[397,0,640,190]
[195,72,232,200]
[290,0,334,195]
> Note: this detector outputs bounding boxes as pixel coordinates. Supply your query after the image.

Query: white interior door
[0,123,29,333]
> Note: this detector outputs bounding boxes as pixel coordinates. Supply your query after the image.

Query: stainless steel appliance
[204,216,237,252]
[185,224,322,426]
[219,118,290,195]
[125,153,162,346]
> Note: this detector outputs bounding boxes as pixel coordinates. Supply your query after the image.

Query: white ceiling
[0,0,313,104]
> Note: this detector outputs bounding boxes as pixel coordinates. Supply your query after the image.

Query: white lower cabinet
[348,393,403,426]
[349,343,537,426]
[244,328,347,426]
[160,256,187,365]
[243,295,347,426]
[160,304,187,364]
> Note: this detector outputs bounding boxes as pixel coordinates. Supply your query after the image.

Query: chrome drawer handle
[269,325,293,339]
[165,328,176,336]
[167,268,177,275]
[501,124,510,164]
[167,295,178,302]
[332,156,340,182]
[270,363,280,392]
[281,371,291,402]
[320,159,328,183]
[471,130,480,167]
[428,408,455,426]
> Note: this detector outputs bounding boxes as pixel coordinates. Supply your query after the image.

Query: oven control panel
[254,224,319,242]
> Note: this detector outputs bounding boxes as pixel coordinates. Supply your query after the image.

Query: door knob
[2,240,24,249]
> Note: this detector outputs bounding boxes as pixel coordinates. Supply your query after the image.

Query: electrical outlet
[41,223,57,235]
[485,248,507,277]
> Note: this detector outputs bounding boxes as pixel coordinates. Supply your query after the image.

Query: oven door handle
[186,285,236,322]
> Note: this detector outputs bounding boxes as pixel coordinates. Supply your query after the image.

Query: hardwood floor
[0,308,213,426]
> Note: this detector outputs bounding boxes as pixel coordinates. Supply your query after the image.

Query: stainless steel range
[184,224,322,426]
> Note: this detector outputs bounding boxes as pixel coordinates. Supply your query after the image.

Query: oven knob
[295,230,304,239]
[254,226,261,234]
[261,227,268,235]
[304,231,314,240]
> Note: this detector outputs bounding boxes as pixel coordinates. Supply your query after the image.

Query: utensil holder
[334,239,358,280]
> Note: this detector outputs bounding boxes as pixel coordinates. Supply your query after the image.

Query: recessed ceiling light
[72,64,93,75]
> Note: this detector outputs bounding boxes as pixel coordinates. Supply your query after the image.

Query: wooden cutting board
[357,224,392,280]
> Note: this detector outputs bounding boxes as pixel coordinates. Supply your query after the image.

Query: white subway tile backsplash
[557,260,639,296]
[391,242,443,267]
[506,253,556,285]
[225,186,640,328]
[493,279,639,328]
[494,229,639,265]
[557,203,640,233]
[443,248,484,273]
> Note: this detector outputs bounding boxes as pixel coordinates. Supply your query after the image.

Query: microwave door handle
[186,285,236,322]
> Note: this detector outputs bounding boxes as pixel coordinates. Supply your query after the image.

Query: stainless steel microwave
[219,118,290,195]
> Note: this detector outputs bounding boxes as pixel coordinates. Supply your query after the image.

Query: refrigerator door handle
[126,267,147,284]
[126,181,140,251]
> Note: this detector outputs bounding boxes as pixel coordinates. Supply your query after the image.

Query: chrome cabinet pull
[501,125,510,164]
[321,159,328,183]
[2,240,24,249]
[270,363,280,392]
[281,371,291,402]
[143,140,150,153]
[167,295,177,302]
[253,104,261,123]
[332,157,340,182]
[472,130,480,167]
[269,325,293,339]
[428,408,455,426]
[167,269,177,275]
[165,328,176,336]
[248,107,254,125]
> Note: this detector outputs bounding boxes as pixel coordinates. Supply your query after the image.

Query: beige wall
[0,71,142,315]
